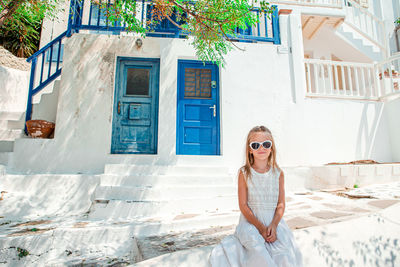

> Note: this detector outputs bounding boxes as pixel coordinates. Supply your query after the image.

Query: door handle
[118,101,121,114]
[209,104,216,117]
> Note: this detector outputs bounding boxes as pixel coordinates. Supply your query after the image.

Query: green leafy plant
[353,184,359,188]
[0,0,59,57]
[396,17,400,25]
[16,247,29,259]
[101,0,274,66]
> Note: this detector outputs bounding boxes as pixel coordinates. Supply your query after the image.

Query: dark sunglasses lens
[250,143,260,150]
[262,141,272,149]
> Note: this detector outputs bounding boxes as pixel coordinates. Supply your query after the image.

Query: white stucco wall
[385,97,400,161]
[39,0,70,49]
[0,65,29,113]
[9,26,397,174]
[8,4,400,174]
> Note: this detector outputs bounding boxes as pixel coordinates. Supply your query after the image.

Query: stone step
[0,111,25,121]
[89,196,238,220]
[0,164,5,175]
[94,185,237,201]
[0,153,11,166]
[0,129,24,141]
[6,119,25,129]
[104,164,230,176]
[100,174,236,187]
[0,141,14,152]
[129,211,239,237]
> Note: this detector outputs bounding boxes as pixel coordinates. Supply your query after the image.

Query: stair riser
[0,112,24,121]
[7,120,25,129]
[0,130,23,141]
[0,141,14,152]
[94,186,237,201]
[100,175,235,187]
[89,198,239,220]
[132,214,239,237]
[104,165,229,176]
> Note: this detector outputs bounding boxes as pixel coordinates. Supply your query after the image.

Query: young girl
[210,126,303,267]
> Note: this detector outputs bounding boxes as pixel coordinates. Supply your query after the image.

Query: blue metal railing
[25,0,280,132]
[25,31,67,131]
[69,0,280,42]
[232,7,280,44]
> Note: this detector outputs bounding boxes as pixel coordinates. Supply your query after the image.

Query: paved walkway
[1,182,400,266]
[132,182,400,266]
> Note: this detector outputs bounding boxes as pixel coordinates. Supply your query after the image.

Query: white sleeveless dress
[209,167,303,267]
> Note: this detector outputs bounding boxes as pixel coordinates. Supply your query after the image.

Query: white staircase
[31,80,61,123]
[88,164,240,234]
[338,0,387,60]
[336,23,382,61]
[0,111,25,153]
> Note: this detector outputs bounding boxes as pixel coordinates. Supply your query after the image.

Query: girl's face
[249,132,272,162]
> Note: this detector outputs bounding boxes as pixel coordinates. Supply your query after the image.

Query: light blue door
[111,57,159,154]
[176,60,220,155]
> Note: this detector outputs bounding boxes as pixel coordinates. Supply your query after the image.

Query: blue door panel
[176,60,220,155]
[111,58,159,154]
[184,104,213,121]
[184,127,213,144]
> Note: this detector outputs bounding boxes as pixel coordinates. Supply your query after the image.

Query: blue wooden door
[177,60,220,155]
[111,58,159,154]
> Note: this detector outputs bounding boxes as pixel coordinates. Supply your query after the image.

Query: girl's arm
[238,169,267,237]
[266,171,286,242]
[271,171,286,227]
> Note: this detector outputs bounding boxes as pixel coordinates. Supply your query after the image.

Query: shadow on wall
[355,102,386,161]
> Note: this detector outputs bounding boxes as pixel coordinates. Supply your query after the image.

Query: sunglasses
[249,140,272,150]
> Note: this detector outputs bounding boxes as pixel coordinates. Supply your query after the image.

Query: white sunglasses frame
[249,140,272,150]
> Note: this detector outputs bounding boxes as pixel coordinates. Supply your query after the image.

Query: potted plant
[26,120,55,138]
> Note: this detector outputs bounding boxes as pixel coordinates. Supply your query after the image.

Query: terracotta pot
[26,120,55,138]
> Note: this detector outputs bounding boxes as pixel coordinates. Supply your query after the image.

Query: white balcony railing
[270,0,342,8]
[304,59,378,100]
[376,53,400,99]
[304,56,400,101]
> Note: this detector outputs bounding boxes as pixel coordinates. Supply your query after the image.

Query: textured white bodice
[246,167,280,212]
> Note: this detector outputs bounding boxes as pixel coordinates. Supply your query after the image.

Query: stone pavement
[1,181,400,266]
[132,182,400,266]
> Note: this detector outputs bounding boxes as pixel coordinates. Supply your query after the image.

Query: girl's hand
[266,224,277,243]
[261,226,269,242]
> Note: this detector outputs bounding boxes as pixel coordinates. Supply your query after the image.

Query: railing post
[271,6,281,45]
[74,0,84,33]
[67,0,76,37]
[24,57,37,135]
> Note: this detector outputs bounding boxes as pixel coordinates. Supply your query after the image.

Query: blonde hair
[242,126,279,182]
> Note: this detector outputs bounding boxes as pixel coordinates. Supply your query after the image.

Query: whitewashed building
[1,0,399,174]
[0,0,400,243]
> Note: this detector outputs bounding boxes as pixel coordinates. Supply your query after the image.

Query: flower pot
[26,120,55,138]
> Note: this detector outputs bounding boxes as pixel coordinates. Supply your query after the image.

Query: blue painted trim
[69,2,279,44]
[39,52,45,84]
[56,40,62,69]
[271,7,281,45]
[47,45,53,78]
[24,57,37,134]
[66,0,75,37]
[32,69,62,96]
[27,31,67,62]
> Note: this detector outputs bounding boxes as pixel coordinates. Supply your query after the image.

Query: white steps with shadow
[0,111,26,152]
[89,164,238,234]
[336,23,383,61]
